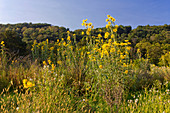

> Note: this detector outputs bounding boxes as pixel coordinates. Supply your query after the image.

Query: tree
[0,30,27,56]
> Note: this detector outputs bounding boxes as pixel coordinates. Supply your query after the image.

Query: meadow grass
[0,15,169,112]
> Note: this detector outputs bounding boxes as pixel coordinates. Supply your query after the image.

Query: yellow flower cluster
[82,19,94,35]
[105,15,118,32]
[104,32,110,39]
[50,47,54,51]
[51,63,55,71]
[23,79,35,88]
[99,65,103,69]
[98,34,102,38]
[106,15,116,22]
[43,61,47,65]
[1,41,5,47]
[67,36,71,41]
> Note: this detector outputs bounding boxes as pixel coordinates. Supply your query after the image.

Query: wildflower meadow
[0,15,169,112]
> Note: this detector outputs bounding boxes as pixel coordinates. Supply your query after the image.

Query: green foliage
[159,52,170,66]
[0,30,27,56]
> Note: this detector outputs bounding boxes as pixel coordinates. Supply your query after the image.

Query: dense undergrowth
[0,15,169,112]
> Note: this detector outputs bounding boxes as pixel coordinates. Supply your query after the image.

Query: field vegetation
[0,15,169,112]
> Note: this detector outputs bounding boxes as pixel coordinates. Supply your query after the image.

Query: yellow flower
[51,64,55,71]
[113,28,117,32]
[125,40,129,42]
[111,34,115,38]
[82,23,84,27]
[108,39,112,43]
[46,39,49,44]
[120,43,125,46]
[113,41,117,45]
[63,41,66,46]
[82,19,87,23]
[87,27,91,32]
[120,55,125,59]
[92,57,96,61]
[41,46,44,50]
[88,23,92,26]
[102,43,110,49]
[108,21,111,25]
[106,19,109,22]
[91,25,94,29]
[110,17,116,22]
[101,51,104,58]
[125,51,129,54]
[23,79,27,85]
[106,24,109,29]
[126,46,131,51]
[67,31,70,34]
[115,25,119,28]
[95,39,99,42]
[86,31,90,35]
[50,47,54,51]
[43,61,47,65]
[23,79,35,88]
[67,36,71,41]
[123,63,127,67]
[97,48,101,53]
[87,52,90,54]
[23,84,28,88]
[98,34,102,38]
[124,70,128,74]
[99,65,103,69]
[48,59,52,65]
[117,49,121,53]
[107,15,111,18]
[81,51,84,56]
[81,31,84,35]
[57,39,59,42]
[104,32,110,38]
[33,40,37,44]
[101,39,104,43]
[85,23,88,27]
[86,87,89,91]
[27,81,35,87]
[137,49,140,53]
[1,41,4,45]
[104,50,109,56]
[88,55,92,59]
[110,47,115,53]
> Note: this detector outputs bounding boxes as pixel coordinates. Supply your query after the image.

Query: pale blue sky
[0,0,169,31]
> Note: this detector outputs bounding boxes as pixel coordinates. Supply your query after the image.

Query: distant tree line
[0,23,169,66]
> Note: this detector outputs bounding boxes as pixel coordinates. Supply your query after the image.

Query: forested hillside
[0,23,169,65]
